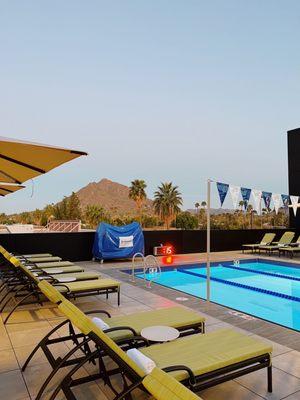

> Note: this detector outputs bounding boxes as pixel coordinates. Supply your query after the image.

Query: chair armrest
[162,365,196,384]
[104,326,137,336]
[52,283,70,293]
[85,310,111,318]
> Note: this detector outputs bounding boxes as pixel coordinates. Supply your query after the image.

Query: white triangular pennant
[290,195,299,216]
[272,193,281,214]
[229,185,240,209]
[251,189,262,213]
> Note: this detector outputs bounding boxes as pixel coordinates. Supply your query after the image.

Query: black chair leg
[114,381,142,400]
[22,318,71,371]
[268,366,272,393]
[35,338,92,400]
[4,292,35,324]
[47,349,99,400]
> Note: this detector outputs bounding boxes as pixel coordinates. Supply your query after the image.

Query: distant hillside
[75,178,153,215]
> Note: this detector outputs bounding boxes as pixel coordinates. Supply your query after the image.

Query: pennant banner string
[215,181,299,214]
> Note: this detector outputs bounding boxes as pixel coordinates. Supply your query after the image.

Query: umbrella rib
[0,170,22,184]
[0,154,46,174]
[0,188,14,193]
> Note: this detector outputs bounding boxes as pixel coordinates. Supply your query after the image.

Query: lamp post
[206,179,211,302]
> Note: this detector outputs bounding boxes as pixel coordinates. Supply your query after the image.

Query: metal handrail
[144,255,161,287]
[131,253,145,282]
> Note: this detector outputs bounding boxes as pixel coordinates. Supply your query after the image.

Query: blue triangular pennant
[281,194,290,207]
[216,182,229,207]
[262,191,272,210]
[240,187,251,209]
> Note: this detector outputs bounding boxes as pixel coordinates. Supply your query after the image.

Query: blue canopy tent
[92,222,144,261]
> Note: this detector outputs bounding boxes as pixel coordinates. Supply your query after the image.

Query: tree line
[0,180,289,230]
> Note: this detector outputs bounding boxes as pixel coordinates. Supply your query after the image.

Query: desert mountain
[75,178,153,215]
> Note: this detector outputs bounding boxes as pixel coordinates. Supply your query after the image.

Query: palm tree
[153,182,182,229]
[128,179,147,225]
[239,200,245,211]
[201,201,207,208]
[195,202,200,212]
[247,204,254,229]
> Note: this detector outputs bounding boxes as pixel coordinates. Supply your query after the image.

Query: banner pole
[207,179,211,302]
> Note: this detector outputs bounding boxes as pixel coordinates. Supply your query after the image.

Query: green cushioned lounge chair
[16,253,53,259]
[22,281,206,399]
[1,257,121,324]
[40,265,85,274]
[26,256,62,263]
[242,233,275,253]
[34,261,74,268]
[278,236,300,258]
[259,231,295,255]
[46,300,272,400]
[48,271,101,281]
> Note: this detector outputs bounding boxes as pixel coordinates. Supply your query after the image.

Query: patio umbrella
[0,136,88,184]
[0,183,25,197]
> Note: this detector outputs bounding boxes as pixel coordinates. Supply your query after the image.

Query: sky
[1,1,300,214]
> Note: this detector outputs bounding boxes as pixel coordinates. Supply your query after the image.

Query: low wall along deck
[0,228,293,261]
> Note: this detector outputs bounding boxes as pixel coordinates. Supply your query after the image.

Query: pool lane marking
[223,264,300,283]
[178,269,300,303]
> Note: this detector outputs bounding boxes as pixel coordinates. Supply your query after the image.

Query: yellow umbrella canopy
[0,183,25,197]
[0,137,88,184]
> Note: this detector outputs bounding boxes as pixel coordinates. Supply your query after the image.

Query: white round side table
[141,325,179,342]
[56,276,76,283]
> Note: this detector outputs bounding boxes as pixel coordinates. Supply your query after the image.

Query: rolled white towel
[92,317,110,331]
[127,348,156,374]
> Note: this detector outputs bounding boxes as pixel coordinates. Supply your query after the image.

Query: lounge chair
[242,233,276,253]
[34,261,75,268]
[279,236,300,258]
[46,298,272,400]
[25,256,62,263]
[0,257,121,324]
[258,231,295,255]
[16,253,53,259]
[23,280,205,399]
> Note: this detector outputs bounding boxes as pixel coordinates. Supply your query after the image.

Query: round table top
[43,268,63,274]
[141,325,180,342]
[56,276,76,283]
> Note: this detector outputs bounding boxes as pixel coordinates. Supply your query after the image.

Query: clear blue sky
[1,1,299,213]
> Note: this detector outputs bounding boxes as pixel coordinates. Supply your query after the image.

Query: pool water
[135,260,300,331]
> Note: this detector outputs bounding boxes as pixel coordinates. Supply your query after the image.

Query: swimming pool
[132,259,300,331]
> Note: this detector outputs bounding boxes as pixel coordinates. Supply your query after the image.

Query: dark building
[288,128,300,229]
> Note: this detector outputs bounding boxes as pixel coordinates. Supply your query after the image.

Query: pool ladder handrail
[131,253,145,282]
[143,255,161,287]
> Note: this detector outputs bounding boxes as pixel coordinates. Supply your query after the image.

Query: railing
[45,220,81,233]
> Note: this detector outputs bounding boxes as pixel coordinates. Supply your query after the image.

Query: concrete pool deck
[0,250,300,399]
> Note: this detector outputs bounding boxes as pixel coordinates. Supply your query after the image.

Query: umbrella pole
[206,179,211,302]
